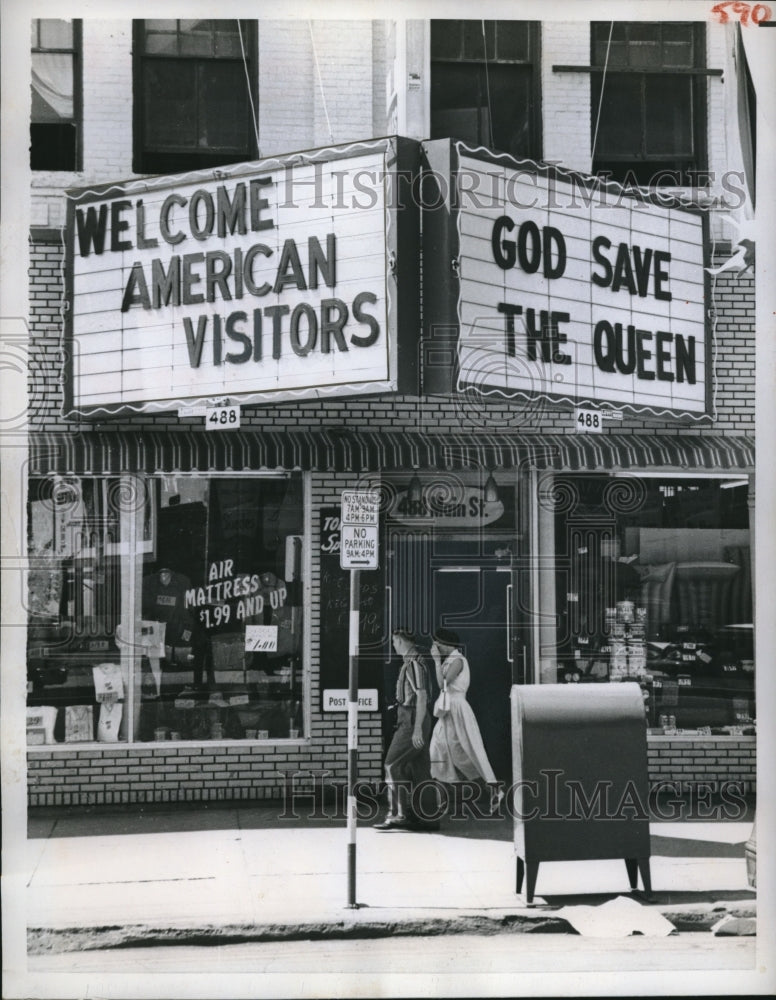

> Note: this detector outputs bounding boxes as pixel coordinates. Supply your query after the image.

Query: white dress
[429,653,497,784]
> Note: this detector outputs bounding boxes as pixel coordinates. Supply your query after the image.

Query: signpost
[340,490,380,907]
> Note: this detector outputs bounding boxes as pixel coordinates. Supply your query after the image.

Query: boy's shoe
[373,815,412,830]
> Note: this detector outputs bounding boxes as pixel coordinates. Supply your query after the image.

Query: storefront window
[546,475,753,734]
[26,474,305,745]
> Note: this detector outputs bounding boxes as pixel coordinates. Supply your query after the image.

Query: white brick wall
[258,20,316,157]
[81,20,134,180]
[310,20,374,148]
[707,23,729,190]
[541,23,592,173]
[372,20,389,138]
[258,19,379,156]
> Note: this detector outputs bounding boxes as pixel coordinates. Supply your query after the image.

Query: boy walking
[375,629,438,831]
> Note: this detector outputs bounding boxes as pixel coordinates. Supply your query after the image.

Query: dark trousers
[384,705,433,820]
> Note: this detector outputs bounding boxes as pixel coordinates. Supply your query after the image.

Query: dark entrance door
[432,562,515,781]
[386,532,518,782]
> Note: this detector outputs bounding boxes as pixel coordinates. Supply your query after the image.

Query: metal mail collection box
[510,682,652,903]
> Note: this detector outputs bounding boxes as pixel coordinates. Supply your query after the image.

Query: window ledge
[27,737,311,752]
[647,731,756,741]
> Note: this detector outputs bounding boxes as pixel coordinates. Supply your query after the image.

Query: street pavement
[27,932,757,976]
[22,795,757,954]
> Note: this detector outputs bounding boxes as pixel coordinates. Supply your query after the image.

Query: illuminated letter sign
[449,144,709,416]
[65,139,418,414]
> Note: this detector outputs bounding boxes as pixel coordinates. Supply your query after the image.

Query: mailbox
[510,682,652,903]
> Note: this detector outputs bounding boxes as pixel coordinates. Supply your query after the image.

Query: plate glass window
[31,19,81,171]
[26,474,306,745]
[548,475,753,733]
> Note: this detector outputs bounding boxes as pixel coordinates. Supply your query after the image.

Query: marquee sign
[64,138,419,414]
[424,141,709,417]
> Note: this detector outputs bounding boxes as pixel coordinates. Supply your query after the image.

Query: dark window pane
[593,21,627,50]
[462,20,489,60]
[180,30,213,57]
[181,19,211,34]
[663,23,695,44]
[38,19,73,49]
[144,62,198,149]
[199,63,249,150]
[598,40,628,66]
[215,29,242,58]
[495,21,530,60]
[145,31,180,55]
[645,76,694,156]
[628,23,661,43]
[488,63,533,157]
[663,41,694,68]
[431,62,532,157]
[30,122,77,170]
[431,63,486,143]
[431,62,480,111]
[430,21,463,60]
[594,75,643,157]
[629,41,662,69]
[146,19,177,33]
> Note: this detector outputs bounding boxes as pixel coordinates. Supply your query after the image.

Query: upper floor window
[591,22,707,186]
[134,19,258,175]
[430,20,541,160]
[31,19,81,171]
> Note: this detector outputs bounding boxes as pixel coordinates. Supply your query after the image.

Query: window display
[550,475,754,734]
[26,473,306,744]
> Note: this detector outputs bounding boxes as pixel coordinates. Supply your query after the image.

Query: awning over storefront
[28,429,755,476]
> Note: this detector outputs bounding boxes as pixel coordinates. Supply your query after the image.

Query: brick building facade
[24,17,756,807]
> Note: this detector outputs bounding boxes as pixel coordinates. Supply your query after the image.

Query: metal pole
[346,567,361,907]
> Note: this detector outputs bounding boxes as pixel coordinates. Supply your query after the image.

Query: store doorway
[388,533,519,781]
[432,563,516,781]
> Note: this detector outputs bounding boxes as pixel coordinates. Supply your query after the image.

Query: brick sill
[27,736,310,753]
[647,731,755,741]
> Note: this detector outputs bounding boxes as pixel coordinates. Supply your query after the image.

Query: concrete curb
[659,901,756,932]
[27,915,571,954]
[27,902,756,954]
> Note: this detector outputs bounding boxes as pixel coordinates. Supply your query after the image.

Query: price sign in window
[245,625,279,653]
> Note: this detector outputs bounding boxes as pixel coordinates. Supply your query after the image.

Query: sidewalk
[26,798,756,953]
